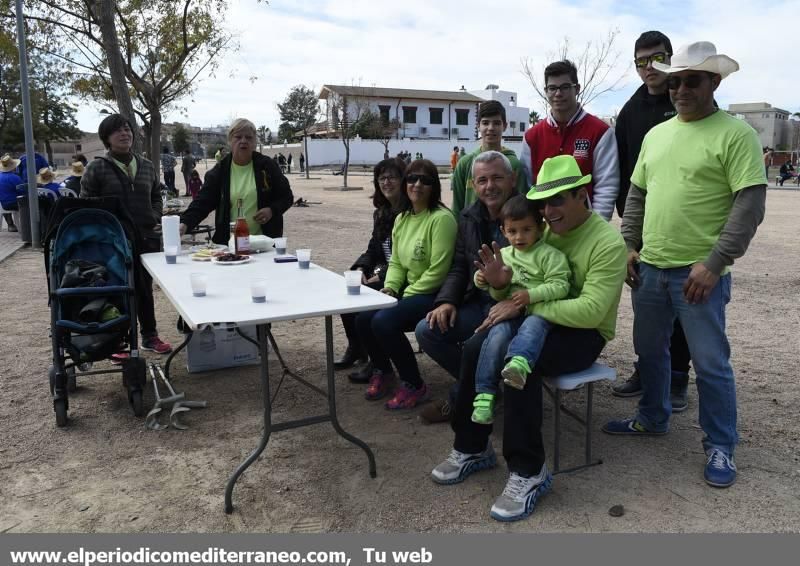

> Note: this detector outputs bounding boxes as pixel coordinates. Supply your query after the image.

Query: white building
[319,84,529,142]
[728,102,797,150]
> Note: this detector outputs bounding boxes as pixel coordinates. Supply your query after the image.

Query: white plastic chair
[0,200,19,231]
[542,362,617,474]
[58,187,78,198]
[37,188,58,200]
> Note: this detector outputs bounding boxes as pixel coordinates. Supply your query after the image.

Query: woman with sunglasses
[355,159,457,409]
[335,158,409,375]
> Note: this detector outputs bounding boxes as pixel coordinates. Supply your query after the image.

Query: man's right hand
[625,249,641,289]
[426,303,457,334]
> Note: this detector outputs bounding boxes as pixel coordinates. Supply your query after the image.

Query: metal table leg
[225,323,271,514]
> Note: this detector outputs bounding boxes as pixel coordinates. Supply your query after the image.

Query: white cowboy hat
[37,167,56,184]
[0,154,20,173]
[69,161,85,176]
[652,41,739,78]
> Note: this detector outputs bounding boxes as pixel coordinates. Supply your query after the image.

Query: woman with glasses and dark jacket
[336,158,409,377]
[355,159,457,410]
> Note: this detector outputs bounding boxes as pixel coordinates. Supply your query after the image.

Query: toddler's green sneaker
[471,393,496,424]
[501,356,531,390]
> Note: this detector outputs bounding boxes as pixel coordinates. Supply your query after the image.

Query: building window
[403,106,417,124]
[520,123,525,132]
[75,144,82,152]
[509,121,516,129]
[378,105,390,124]
[429,108,443,125]
[455,109,469,126]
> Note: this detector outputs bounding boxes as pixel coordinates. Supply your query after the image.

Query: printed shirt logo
[574,139,591,159]
[412,240,427,262]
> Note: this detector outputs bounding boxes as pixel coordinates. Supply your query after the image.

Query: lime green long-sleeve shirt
[451,145,529,217]
[383,207,457,298]
[474,240,571,309]
[531,213,627,342]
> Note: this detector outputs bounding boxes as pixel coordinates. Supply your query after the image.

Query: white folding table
[141,251,396,513]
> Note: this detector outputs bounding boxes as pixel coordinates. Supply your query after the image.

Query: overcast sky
[75,0,800,133]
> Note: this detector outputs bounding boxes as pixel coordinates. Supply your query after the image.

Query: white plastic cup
[344,270,361,295]
[165,245,178,264]
[250,278,267,303]
[190,273,208,297]
[296,249,311,269]
[274,237,287,255]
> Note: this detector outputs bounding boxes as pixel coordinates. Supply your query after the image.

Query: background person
[180,118,293,243]
[63,161,85,194]
[181,149,197,197]
[80,113,172,355]
[336,158,409,376]
[355,159,457,410]
[160,147,177,193]
[0,154,22,231]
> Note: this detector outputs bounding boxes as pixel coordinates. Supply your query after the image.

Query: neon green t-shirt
[229,161,261,235]
[631,110,766,269]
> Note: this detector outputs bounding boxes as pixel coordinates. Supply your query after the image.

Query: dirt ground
[1,171,799,534]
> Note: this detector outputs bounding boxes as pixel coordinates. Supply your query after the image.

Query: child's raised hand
[473,242,512,289]
[511,290,530,310]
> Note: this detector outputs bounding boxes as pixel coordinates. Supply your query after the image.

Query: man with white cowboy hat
[63,161,85,194]
[0,154,23,231]
[431,154,626,522]
[36,167,61,198]
[603,42,767,489]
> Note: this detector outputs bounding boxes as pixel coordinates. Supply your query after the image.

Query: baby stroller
[44,197,147,426]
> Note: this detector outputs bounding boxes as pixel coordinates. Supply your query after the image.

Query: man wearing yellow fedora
[432,154,626,522]
[603,42,767,488]
[0,154,23,231]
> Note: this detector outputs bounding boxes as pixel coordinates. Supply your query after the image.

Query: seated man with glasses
[520,59,620,221]
[431,154,627,522]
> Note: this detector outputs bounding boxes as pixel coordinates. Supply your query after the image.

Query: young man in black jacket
[612,31,690,411]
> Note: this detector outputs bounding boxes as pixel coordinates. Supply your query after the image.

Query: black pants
[452,325,606,476]
[182,173,191,195]
[340,280,383,349]
[164,169,176,191]
[135,238,160,339]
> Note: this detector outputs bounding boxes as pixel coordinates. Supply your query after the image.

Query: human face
[377,168,402,203]
[635,44,670,94]
[108,124,133,154]
[668,71,719,122]
[406,171,433,210]
[545,73,579,116]
[479,114,506,148]
[230,129,256,164]
[536,188,590,235]
[501,216,540,251]
[473,159,515,215]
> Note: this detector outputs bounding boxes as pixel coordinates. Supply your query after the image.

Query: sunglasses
[545,83,577,94]
[634,52,668,68]
[534,193,569,209]
[406,173,435,186]
[666,73,707,90]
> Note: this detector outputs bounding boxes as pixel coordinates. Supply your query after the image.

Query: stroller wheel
[66,366,77,392]
[54,398,68,427]
[130,389,144,417]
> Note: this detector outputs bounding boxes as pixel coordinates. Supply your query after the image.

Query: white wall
[304,138,524,167]
[468,88,530,138]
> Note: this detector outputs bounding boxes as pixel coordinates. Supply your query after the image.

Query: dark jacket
[433,200,508,307]
[80,154,162,239]
[351,208,397,280]
[614,84,676,216]
[180,151,293,243]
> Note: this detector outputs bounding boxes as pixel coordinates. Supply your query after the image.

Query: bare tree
[322,86,371,188]
[521,28,627,109]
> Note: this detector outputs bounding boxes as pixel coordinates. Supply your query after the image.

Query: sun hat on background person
[0,154,23,230]
[0,154,20,173]
[63,162,85,194]
[36,167,61,198]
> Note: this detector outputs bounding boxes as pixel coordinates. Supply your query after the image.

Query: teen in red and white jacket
[520,106,619,220]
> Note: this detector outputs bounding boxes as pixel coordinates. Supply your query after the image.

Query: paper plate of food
[189,243,228,253]
[191,248,224,261]
[210,253,252,265]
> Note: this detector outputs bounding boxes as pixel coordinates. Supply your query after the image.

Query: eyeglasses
[534,193,569,209]
[378,175,399,184]
[545,83,577,94]
[666,73,707,90]
[634,52,668,68]
[406,173,435,186]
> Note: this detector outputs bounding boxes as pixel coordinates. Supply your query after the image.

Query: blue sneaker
[602,417,667,436]
[704,449,737,488]
[431,442,496,485]
[490,466,552,522]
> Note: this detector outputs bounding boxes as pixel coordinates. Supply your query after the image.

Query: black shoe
[612,370,643,397]
[348,362,372,384]
[334,344,367,370]
[7,225,17,232]
[670,384,689,413]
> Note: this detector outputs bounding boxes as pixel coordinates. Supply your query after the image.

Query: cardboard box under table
[185,323,259,373]
[140,250,396,513]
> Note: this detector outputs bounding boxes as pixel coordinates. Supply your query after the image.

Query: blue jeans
[474,315,551,394]
[356,293,436,388]
[633,263,736,455]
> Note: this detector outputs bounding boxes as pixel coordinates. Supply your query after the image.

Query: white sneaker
[490,466,552,522]
[431,442,496,485]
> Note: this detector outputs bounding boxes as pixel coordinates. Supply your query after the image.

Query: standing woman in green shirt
[356,160,458,410]
[179,119,293,243]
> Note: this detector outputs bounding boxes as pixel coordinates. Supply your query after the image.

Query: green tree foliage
[171,123,190,154]
[529,110,540,125]
[278,85,318,178]
[277,121,295,144]
[355,110,400,156]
